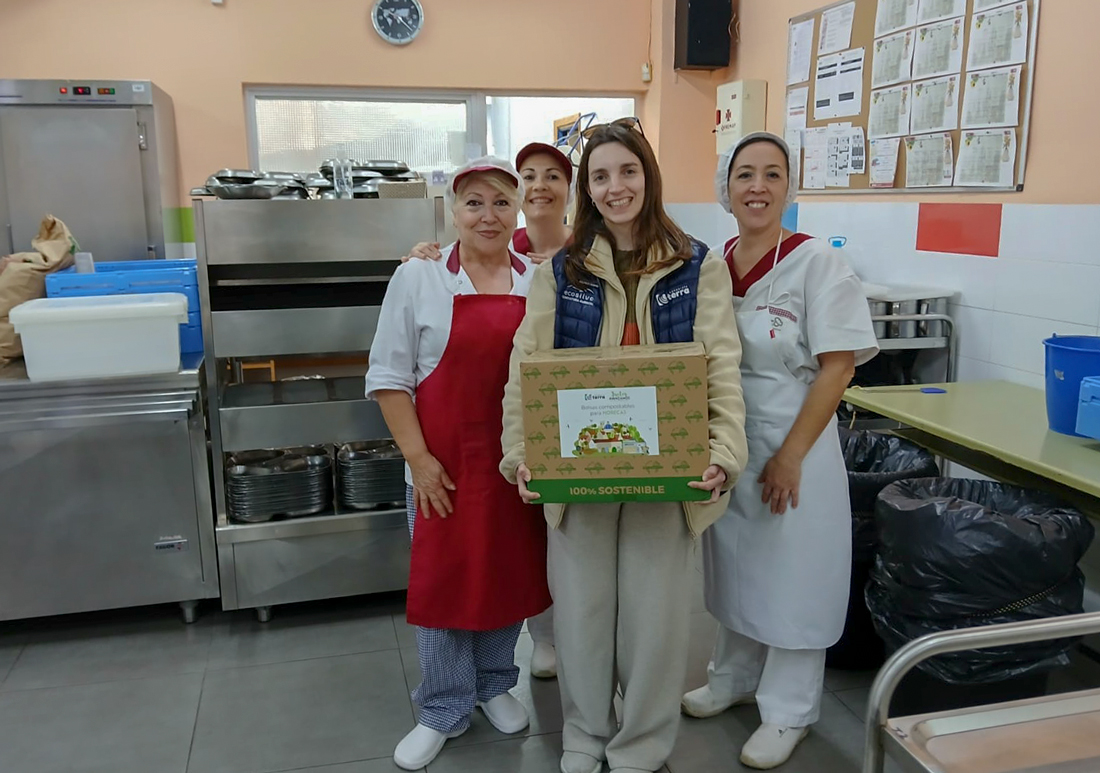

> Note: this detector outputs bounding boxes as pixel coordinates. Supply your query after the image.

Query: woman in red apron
[366,157,551,771]
[400,141,575,680]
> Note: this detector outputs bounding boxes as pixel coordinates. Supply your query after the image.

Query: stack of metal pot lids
[192,169,311,200]
[225,446,334,524]
[336,440,406,510]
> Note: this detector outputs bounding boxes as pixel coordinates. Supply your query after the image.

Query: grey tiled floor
[3,556,1100,773]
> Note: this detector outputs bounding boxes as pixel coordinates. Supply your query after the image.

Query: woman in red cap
[402,141,575,680]
[368,157,552,770]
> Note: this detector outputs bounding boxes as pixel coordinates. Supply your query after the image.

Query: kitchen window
[246,88,635,177]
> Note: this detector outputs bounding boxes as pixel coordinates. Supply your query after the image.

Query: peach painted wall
[643,0,738,203]
[735,0,1100,204]
[0,0,652,199]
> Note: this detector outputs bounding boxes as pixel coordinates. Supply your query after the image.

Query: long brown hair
[564,123,692,288]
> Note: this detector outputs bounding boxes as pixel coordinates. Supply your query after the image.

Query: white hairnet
[445,156,525,211]
[715,132,798,214]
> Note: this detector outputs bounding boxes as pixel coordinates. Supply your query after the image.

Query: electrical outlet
[641,62,652,83]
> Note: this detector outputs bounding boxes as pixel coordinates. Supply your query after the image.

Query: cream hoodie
[500,236,748,537]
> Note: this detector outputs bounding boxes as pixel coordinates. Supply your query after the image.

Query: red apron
[407,293,551,631]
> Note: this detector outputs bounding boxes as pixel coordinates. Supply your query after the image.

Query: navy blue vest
[552,239,708,349]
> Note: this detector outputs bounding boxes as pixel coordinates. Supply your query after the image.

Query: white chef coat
[703,235,878,650]
[365,242,534,484]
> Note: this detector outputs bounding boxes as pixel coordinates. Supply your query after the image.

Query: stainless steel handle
[0,405,194,434]
[863,610,1100,773]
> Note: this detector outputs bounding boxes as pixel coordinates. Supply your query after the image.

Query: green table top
[843,381,1100,500]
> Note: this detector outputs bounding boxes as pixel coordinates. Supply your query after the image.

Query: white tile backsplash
[994,259,1100,327]
[948,304,995,362]
[988,312,1095,375]
[983,361,1047,390]
[797,202,919,284]
[1000,205,1100,266]
[665,203,731,252]
[664,199,1100,390]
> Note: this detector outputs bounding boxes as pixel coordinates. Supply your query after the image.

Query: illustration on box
[558,386,660,460]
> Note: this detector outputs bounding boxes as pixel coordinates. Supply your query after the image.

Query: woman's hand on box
[410,452,456,518]
[516,463,542,503]
[688,464,727,504]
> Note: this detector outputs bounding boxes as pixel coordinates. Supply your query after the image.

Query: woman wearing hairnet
[367,157,552,770]
[681,132,878,769]
[401,141,576,680]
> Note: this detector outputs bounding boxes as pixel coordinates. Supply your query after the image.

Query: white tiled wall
[796,202,1100,388]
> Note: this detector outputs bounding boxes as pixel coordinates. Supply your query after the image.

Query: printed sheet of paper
[961,65,1022,128]
[875,0,919,38]
[788,18,815,85]
[849,127,867,174]
[917,0,966,24]
[872,29,914,89]
[956,128,1016,186]
[904,132,955,187]
[814,48,865,120]
[974,0,1018,11]
[785,128,804,190]
[786,87,809,130]
[819,2,856,55]
[967,2,1029,71]
[802,128,828,189]
[911,74,960,134]
[869,138,901,187]
[827,123,852,188]
[834,48,866,118]
[913,17,965,80]
[868,84,912,139]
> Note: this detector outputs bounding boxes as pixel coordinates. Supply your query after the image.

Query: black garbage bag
[867,478,1094,684]
[837,427,940,561]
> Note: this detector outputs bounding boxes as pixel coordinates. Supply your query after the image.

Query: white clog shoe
[393,722,467,770]
[680,684,756,718]
[530,641,558,679]
[739,723,810,769]
[478,692,530,734]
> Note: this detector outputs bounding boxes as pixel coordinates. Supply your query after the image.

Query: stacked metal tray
[226,446,334,524]
[336,440,406,510]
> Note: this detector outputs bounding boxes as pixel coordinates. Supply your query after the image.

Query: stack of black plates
[226,447,334,524]
[337,440,406,510]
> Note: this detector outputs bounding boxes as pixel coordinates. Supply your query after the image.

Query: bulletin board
[784,0,1040,194]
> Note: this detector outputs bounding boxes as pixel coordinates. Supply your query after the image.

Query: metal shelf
[876,336,948,351]
[217,377,387,452]
[216,507,405,544]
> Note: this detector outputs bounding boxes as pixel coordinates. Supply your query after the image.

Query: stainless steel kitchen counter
[0,352,219,623]
[0,351,204,399]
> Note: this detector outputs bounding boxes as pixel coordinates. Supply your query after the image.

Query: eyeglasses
[581,116,644,139]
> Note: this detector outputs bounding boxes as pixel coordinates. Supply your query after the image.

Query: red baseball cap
[515,142,573,184]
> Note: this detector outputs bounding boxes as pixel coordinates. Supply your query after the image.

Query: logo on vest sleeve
[656,284,691,307]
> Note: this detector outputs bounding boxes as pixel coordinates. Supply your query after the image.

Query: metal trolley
[864,611,1100,773]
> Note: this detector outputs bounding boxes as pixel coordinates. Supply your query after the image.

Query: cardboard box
[519,342,711,503]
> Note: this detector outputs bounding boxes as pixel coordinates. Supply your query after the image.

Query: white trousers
[707,624,826,728]
[527,527,555,645]
[549,500,694,771]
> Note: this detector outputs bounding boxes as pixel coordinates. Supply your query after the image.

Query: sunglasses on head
[581,116,644,139]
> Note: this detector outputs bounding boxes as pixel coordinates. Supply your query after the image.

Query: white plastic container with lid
[10,293,189,382]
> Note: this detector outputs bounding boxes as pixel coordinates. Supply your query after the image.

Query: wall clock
[371,0,424,46]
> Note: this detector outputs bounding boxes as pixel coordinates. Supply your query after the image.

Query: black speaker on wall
[674,0,732,70]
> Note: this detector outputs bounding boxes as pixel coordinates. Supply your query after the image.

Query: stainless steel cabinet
[0,359,219,622]
[0,79,180,260]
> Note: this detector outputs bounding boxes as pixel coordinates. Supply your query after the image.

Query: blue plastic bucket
[1044,335,1100,436]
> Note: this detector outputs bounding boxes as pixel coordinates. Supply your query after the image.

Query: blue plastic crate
[46,259,199,313]
[180,311,204,354]
[1077,376,1100,441]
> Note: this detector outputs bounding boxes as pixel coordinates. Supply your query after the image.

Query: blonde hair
[451,170,522,214]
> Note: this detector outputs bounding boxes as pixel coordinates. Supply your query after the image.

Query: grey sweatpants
[549,500,694,771]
